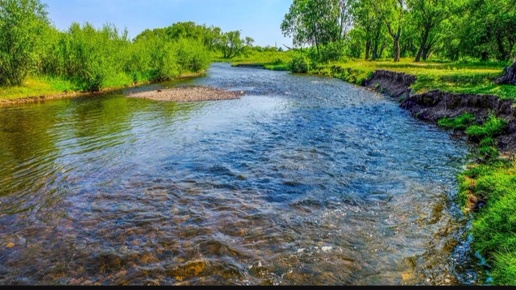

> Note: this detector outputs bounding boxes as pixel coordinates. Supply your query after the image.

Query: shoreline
[361,69,516,156]
[0,72,207,107]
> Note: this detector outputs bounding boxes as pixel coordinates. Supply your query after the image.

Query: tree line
[0,0,255,91]
[281,0,516,64]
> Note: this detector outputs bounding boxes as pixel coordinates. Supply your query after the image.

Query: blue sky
[41,0,293,48]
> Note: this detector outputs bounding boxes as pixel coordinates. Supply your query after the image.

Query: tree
[351,0,387,60]
[0,0,50,86]
[218,30,253,59]
[407,0,455,62]
[369,0,406,62]
[281,0,350,53]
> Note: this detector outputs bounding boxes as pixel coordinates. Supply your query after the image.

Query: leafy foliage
[0,0,50,86]
[290,55,311,73]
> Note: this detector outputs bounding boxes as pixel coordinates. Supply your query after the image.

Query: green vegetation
[438,113,476,130]
[0,0,256,96]
[437,113,512,283]
[466,114,508,140]
[458,160,516,285]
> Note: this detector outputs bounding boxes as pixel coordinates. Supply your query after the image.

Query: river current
[0,63,483,285]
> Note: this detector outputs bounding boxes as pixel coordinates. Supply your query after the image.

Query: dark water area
[0,63,485,285]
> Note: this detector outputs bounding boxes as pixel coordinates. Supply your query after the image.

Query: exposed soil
[363,70,516,154]
[126,86,244,102]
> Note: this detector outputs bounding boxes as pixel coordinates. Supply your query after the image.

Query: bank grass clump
[290,55,311,73]
[437,112,476,130]
[458,159,516,285]
[0,77,77,100]
[466,114,508,141]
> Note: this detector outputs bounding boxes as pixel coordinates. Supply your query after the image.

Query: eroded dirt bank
[362,70,516,154]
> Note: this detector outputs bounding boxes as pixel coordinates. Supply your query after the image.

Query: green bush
[0,0,50,86]
[290,55,310,73]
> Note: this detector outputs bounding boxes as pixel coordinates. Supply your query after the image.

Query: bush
[0,0,50,86]
[290,55,310,73]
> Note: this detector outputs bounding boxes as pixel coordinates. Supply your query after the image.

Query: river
[0,63,485,285]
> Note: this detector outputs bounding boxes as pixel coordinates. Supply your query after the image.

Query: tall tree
[407,0,455,62]
[281,0,349,53]
[369,0,406,62]
[351,0,386,60]
[0,0,50,86]
[219,30,254,59]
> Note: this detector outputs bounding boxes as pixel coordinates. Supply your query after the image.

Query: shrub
[0,0,50,86]
[290,55,310,73]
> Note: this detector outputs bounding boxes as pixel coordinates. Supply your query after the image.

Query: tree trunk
[393,37,400,62]
[415,29,430,62]
[495,62,516,85]
[365,40,371,60]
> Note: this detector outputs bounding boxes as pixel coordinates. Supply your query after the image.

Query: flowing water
[0,63,485,285]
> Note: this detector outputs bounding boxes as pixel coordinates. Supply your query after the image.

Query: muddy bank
[126,85,244,102]
[363,70,516,154]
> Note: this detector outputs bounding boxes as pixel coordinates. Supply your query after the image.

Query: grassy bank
[0,71,207,105]
[309,58,516,100]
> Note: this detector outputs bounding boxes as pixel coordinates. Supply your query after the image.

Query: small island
[126,86,244,102]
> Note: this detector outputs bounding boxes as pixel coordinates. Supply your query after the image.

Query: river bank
[0,72,209,107]
[351,67,516,285]
[361,69,516,155]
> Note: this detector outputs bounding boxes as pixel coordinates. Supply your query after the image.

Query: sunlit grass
[458,159,516,285]
[0,77,77,100]
[437,112,476,130]
[308,57,515,99]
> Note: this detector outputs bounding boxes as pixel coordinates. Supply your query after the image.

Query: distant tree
[369,0,407,62]
[219,30,253,59]
[281,0,352,53]
[0,0,50,86]
[407,0,455,62]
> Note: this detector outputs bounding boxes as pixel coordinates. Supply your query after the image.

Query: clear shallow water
[0,63,482,285]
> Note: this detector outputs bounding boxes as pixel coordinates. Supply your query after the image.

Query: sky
[41,0,293,48]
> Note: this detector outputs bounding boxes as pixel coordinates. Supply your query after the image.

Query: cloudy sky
[42,0,293,47]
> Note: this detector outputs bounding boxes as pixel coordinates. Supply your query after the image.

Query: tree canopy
[282,0,516,63]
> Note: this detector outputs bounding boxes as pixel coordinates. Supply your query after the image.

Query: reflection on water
[0,63,483,285]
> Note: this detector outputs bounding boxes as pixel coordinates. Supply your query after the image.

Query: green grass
[225,49,299,71]
[438,112,476,130]
[458,160,516,285]
[466,114,508,139]
[306,58,516,100]
[0,76,78,99]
